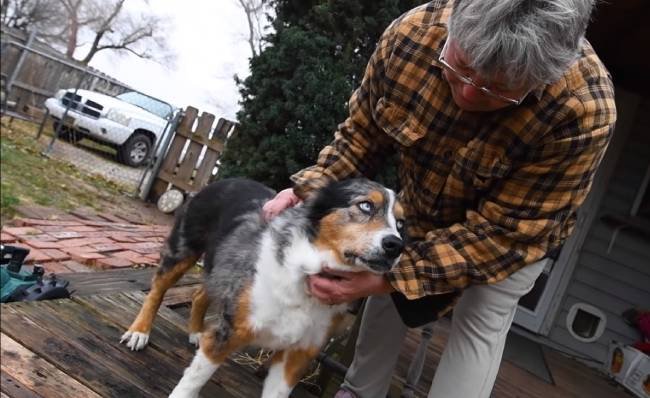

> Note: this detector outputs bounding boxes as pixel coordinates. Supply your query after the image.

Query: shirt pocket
[373,97,427,147]
[399,153,448,231]
[452,142,511,192]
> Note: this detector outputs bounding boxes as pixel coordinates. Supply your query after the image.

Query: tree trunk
[66,15,78,58]
[80,30,105,64]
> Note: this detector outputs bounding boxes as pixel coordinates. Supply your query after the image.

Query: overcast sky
[85,0,256,121]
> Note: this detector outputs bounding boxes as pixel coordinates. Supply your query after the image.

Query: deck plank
[391,319,630,398]
[1,333,101,398]
[73,292,270,397]
[1,303,147,397]
[0,370,42,398]
[35,299,202,397]
[59,267,203,296]
[0,296,259,397]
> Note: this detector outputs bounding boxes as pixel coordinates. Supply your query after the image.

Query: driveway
[45,137,145,192]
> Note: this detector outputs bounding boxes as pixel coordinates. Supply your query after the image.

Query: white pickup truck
[44,89,175,167]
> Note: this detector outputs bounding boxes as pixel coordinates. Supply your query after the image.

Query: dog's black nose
[382,235,404,259]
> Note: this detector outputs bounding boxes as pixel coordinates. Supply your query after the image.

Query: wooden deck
[2,292,276,397]
[0,269,315,398]
[0,268,632,398]
[392,321,631,398]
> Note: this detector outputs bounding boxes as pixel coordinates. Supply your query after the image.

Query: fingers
[320,267,358,279]
[307,275,340,303]
[307,274,359,306]
[263,188,301,221]
[262,200,280,220]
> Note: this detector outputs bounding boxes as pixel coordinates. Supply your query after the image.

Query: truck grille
[61,92,104,119]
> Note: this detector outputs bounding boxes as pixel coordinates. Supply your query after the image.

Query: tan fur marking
[368,190,385,208]
[270,350,285,365]
[201,285,255,364]
[127,256,199,333]
[314,210,388,264]
[393,201,405,221]
[283,347,321,387]
[313,211,347,263]
[188,285,209,334]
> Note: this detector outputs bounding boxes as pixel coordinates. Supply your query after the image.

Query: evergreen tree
[219,0,426,190]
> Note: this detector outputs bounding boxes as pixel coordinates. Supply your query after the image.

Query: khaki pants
[341,260,546,398]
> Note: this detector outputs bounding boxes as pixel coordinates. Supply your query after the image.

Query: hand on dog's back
[262,188,301,220]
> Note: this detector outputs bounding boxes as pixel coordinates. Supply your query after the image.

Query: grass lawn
[1,117,131,224]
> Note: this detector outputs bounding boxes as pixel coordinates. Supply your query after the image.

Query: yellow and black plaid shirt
[291,1,617,315]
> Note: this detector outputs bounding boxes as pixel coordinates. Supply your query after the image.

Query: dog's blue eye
[358,201,373,213]
[396,220,404,230]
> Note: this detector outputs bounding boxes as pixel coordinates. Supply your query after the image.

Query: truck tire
[118,132,152,167]
[52,121,80,143]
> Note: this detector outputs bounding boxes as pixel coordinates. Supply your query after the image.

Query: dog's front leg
[169,346,219,398]
[261,347,320,398]
[170,323,252,397]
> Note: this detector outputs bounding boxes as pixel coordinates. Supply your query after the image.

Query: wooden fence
[0,26,130,119]
[147,107,236,201]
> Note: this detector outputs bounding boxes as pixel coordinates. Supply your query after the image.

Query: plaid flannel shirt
[291,1,617,314]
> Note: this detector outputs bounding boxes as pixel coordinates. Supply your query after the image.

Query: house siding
[547,98,650,364]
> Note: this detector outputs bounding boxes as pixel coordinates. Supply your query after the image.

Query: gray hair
[448,0,596,88]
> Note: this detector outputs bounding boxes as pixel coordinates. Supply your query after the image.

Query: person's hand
[263,188,301,220]
[306,268,395,305]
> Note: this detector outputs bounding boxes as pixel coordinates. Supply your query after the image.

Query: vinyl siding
[547,97,650,365]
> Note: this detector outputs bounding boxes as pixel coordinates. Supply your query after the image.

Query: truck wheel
[119,133,152,167]
[52,122,80,143]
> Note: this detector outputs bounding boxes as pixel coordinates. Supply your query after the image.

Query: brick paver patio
[1,208,170,273]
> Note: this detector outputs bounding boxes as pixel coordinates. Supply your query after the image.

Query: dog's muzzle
[367,234,404,272]
[381,235,404,260]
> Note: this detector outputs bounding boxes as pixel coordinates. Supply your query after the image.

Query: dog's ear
[303,178,366,220]
[301,179,357,239]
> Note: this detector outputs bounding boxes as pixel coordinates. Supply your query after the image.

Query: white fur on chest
[248,231,345,350]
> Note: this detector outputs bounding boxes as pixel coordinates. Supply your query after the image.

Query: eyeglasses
[438,40,528,105]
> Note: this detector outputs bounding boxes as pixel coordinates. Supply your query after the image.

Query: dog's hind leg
[169,322,253,398]
[121,255,199,350]
[187,285,209,347]
[261,348,320,398]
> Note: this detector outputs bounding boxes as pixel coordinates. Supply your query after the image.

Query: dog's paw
[120,330,150,351]
[188,332,201,347]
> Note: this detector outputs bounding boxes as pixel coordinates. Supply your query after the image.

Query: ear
[304,180,356,220]
[302,179,353,240]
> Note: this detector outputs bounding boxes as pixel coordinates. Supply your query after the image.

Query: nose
[381,235,404,259]
[461,83,483,102]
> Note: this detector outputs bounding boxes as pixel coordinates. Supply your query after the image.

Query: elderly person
[263,0,616,397]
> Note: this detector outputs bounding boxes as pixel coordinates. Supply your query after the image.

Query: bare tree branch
[81,21,154,64]
[237,0,257,57]
[235,0,269,57]
[1,0,62,31]
[2,0,173,65]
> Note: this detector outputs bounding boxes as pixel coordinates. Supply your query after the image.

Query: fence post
[137,109,184,200]
[1,29,37,113]
[43,69,88,155]
[36,107,50,139]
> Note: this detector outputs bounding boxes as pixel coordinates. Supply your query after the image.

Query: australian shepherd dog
[120,177,405,397]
